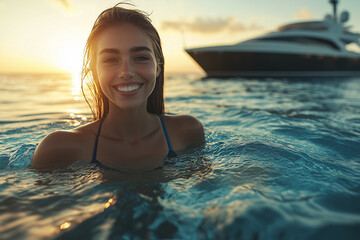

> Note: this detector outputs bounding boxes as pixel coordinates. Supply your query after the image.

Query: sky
[0,0,360,75]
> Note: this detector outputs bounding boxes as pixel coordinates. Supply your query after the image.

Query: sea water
[0,73,359,240]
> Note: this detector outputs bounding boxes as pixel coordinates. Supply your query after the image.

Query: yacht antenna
[329,0,338,22]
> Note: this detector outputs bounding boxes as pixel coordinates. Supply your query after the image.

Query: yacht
[185,0,360,78]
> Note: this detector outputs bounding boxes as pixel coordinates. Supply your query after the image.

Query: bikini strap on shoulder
[158,115,174,152]
[91,117,105,163]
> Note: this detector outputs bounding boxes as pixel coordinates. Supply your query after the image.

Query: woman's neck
[101,104,159,143]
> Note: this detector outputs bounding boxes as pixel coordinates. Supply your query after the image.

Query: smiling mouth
[114,83,142,92]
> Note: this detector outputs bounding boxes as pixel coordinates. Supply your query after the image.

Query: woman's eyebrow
[99,48,119,55]
[130,46,152,53]
[99,46,151,55]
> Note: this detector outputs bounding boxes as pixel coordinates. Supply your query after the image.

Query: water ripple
[1,74,360,239]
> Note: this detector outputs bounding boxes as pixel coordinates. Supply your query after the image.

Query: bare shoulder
[31,121,98,169]
[162,114,205,150]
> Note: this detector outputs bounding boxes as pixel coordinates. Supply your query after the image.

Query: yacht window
[279,22,327,31]
[279,26,327,31]
[259,37,339,50]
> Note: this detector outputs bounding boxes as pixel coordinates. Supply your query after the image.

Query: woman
[31,5,205,172]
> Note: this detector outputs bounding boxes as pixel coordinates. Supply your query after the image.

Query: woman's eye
[104,58,119,63]
[134,56,149,62]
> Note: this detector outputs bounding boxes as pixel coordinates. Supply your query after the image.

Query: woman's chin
[110,100,147,112]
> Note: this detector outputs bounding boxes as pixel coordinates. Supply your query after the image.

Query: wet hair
[81,4,165,120]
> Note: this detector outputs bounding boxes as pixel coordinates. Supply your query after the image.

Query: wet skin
[31,23,205,172]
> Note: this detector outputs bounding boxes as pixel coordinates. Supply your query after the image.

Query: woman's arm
[31,130,84,169]
[179,115,205,148]
[165,115,205,151]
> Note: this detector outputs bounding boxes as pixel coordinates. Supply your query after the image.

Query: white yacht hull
[185,0,360,78]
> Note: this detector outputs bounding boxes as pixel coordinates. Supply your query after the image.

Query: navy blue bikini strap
[92,117,105,163]
[158,115,176,155]
[92,116,176,162]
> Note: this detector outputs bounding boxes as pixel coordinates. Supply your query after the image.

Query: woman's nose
[118,71,135,79]
[118,58,135,80]
[118,59,135,80]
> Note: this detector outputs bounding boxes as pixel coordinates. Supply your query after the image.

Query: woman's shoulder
[31,121,100,169]
[163,114,203,130]
[161,114,205,150]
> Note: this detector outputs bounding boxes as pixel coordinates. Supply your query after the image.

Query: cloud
[161,17,263,34]
[293,8,313,20]
[51,0,72,10]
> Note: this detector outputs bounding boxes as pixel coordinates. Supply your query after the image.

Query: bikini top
[91,115,177,171]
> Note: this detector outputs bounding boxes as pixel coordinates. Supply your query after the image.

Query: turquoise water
[0,73,360,239]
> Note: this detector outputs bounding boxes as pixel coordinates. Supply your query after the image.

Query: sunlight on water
[0,73,360,239]
[60,222,71,230]
[104,197,117,209]
[71,71,82,100]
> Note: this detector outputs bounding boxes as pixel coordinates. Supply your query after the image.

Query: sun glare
[55,39,84,75]
[52,39,84,98]
[72,71,82,97]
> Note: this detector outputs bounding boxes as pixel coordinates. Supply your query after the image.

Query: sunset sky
[1,0,360,75]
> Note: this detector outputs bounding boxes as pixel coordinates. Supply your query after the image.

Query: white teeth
[116,84,140,92]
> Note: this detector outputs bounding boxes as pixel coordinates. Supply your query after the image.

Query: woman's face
[95,23,160,111]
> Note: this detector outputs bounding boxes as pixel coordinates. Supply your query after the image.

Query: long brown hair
[81,5,165,120]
